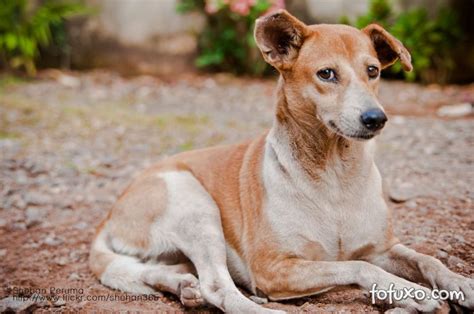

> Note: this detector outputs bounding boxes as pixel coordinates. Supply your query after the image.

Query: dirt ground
[0,70,473,313]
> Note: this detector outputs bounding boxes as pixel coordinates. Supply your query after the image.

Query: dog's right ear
[362,24,412,71]
[254,10,307,71]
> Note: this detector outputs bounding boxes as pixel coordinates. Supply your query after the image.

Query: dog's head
[255,10,412,140]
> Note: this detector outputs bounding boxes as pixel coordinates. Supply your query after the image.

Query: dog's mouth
[328,121,376,140]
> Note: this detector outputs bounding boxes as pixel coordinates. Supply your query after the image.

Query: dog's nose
[360,109,387,131]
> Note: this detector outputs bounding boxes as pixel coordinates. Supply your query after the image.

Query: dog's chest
[261,145,389,261]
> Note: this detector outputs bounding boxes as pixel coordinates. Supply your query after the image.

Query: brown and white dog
[89,10,473,313]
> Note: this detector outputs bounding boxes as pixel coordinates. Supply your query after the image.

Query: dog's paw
[178,275,205,308]
[434,274,474,310]
[372,279,442,313]
[396,293,442,313]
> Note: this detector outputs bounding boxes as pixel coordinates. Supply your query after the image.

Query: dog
[89,10,473,313]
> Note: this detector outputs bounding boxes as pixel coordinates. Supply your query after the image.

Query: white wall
[305,0,452,23]
[85,0,205,45]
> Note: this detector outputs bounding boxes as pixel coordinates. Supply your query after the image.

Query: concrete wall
[85,0,204,46]
[69,0,204,75]
[305,0,370,23]
[78,0,453,46]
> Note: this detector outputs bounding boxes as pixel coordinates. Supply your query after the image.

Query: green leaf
[4,33,17,50]
[195,51,224,67]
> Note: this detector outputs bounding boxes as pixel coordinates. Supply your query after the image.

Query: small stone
[405,200,417,209]
[453,234,465,243]
[25,207,44,227]
[0,249,7,258]
[55,257,69,266]
[0,293,48,312]
[68,273,81,281]
[411,236,428,243]
[437,103,473,118]
[73,221,88,230]
[54,298,66,307]
[444,244,453,251]
[16,171,28,185]
[43,234,63,246]
[10,222,27,231]
[1,199,13,210]
[422,145,436,155]
[23,242,40,249]
[22,159,47,176]
[389,183,418,203]
[0,296,35,312]
[69,251,83,262]
[0,218,7,228]
[447,255,465,268]
[436,250,448,259]
[13,196,27,210]
[100,156,117,168]
[25,192,50,206]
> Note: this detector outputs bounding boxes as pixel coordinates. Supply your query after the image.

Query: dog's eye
[317,69,336,82]
[367,66,379,79]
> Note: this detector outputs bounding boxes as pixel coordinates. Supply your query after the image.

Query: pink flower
[229,0,251,16]
[205,0,221,14]
[206,0,286,16]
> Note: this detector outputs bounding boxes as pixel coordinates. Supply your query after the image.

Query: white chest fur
[261,128,389,261]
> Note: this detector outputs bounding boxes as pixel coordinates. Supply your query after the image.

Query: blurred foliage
[0,0,90,75]
[342,0,464,83]
[178,0,283,75]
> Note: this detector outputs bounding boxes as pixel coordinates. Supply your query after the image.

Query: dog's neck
[269,77,374,182]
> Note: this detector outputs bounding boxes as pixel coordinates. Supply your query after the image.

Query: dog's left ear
[362,24,413,72]
[254,9,308,71]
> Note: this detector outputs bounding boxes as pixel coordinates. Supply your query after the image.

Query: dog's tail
[89,225,155,294]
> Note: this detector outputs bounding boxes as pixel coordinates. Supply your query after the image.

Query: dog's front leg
[254,259,441,312]
[369,243,474,309]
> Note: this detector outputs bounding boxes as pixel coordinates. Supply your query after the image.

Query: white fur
[226,243,254,291]
[101,255,156,295]
[262,125,389,261]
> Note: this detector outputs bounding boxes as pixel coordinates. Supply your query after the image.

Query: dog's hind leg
[159,171,283,314]
[140,263,204,307]
[90,228,205,307]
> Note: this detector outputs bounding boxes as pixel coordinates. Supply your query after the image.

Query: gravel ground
[0,70,473,312]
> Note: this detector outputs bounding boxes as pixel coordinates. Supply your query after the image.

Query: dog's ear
[362,24,412,71]
[254,9,308,71]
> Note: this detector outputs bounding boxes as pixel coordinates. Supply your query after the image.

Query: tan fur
[89,222,113,277]
[153,133,267,255]
[107,175,167,251]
